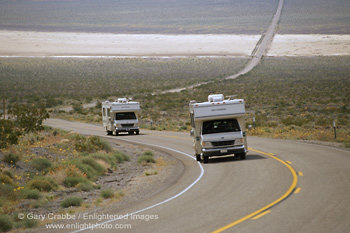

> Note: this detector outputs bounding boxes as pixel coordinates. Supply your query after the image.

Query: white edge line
[70,138,204,233]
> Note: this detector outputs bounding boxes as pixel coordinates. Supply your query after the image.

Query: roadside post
[333,120,337,139]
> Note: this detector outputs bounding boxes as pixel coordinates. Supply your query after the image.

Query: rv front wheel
[238,153,246,160]
[106,130,113,135]
[203,156,209,164]
[196,154,201,161]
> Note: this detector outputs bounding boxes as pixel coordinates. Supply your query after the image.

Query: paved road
[162,0,284,93]
[44,119,350,233]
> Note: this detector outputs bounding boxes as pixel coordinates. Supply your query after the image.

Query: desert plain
[1,30,349,57]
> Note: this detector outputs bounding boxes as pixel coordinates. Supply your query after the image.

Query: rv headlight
[235,138,244,144]
[202,141,211,147]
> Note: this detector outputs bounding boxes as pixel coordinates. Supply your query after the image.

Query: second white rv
[102,98,140,136]
[189,94,247,163]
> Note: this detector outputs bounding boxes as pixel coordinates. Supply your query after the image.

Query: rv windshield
[202,119,240,135]
[115,112,137,120]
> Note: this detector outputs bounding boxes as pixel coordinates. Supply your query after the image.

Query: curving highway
[44,119,350,233]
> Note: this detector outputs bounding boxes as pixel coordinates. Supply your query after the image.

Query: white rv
[102,98,140,136]
[189,94,247,163]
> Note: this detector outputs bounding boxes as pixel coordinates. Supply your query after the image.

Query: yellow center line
[252,210,271,220]
[212,148,298,233]
[294,187,302,194]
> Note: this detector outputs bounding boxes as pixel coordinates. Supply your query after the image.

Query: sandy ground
[0,30,349,57]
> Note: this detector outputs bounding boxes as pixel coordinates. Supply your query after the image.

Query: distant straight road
[164,0,284,94]
[226,0,284,79]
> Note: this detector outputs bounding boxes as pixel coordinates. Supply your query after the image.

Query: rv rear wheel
[115,132,119,136]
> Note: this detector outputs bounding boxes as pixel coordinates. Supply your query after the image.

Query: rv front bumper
[115,127,139,133]
[202,145,246,156]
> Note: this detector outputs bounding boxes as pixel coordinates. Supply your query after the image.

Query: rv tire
[196,154,201,161]
[203,156,209,164]
[106,130,113,135]
[115,132,119,136]
[238,153,246,160]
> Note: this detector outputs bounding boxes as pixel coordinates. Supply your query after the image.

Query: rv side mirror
[190,130,194,136]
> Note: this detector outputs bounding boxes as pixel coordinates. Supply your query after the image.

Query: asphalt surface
[44,119,350,233]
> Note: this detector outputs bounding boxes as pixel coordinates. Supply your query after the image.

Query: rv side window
[103,108,106,116]
[107,108,110,117]
[202,119,240,135]
[115,112,137,120]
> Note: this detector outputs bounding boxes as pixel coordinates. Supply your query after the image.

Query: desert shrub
[137,151,155,164]
[29,158,52,171]
[14,217,38,229]
[0,214,13,232]
[0,183,20,201]
[72,134,113,153]
[63,176,87,187]
[0,174,13,185]
[0,119,21,149]
[27,180,53,192]
[21,188,41,200]
[89,153,117,168]
[81,157,105,174]
[67,160,98,180]
[2,152,20,164]
[88,136,113,152]
[60,197,82,208]
[27,176,58,192]
[8,103,49,132]
[48,164,86,185]
[101,189,114,199]
[112,151,130,163]
[76,181,94,192]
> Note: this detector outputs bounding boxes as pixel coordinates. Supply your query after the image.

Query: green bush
[63,176,87,187]
[60,197,82,208]
[0,183,20,201]
[101,189,114,199]
[14,215,39,229]
[89,153,117,168]
[0,119,21,149]
[0,214,13,232]
[29,158,52,171]
[76,181,94,192]
[21,188,41,199]
[72,135,113,153]
[2,152,20,164]
[27,180,53,192]
[0,174,13,185]
[137,151,155,164]
[113,152,130,163]
[67,160,98,180]
[27,176,58,192]
[81,157,106,175]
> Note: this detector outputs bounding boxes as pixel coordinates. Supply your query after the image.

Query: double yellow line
[212,148,298,233]
[146,132,299,232]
